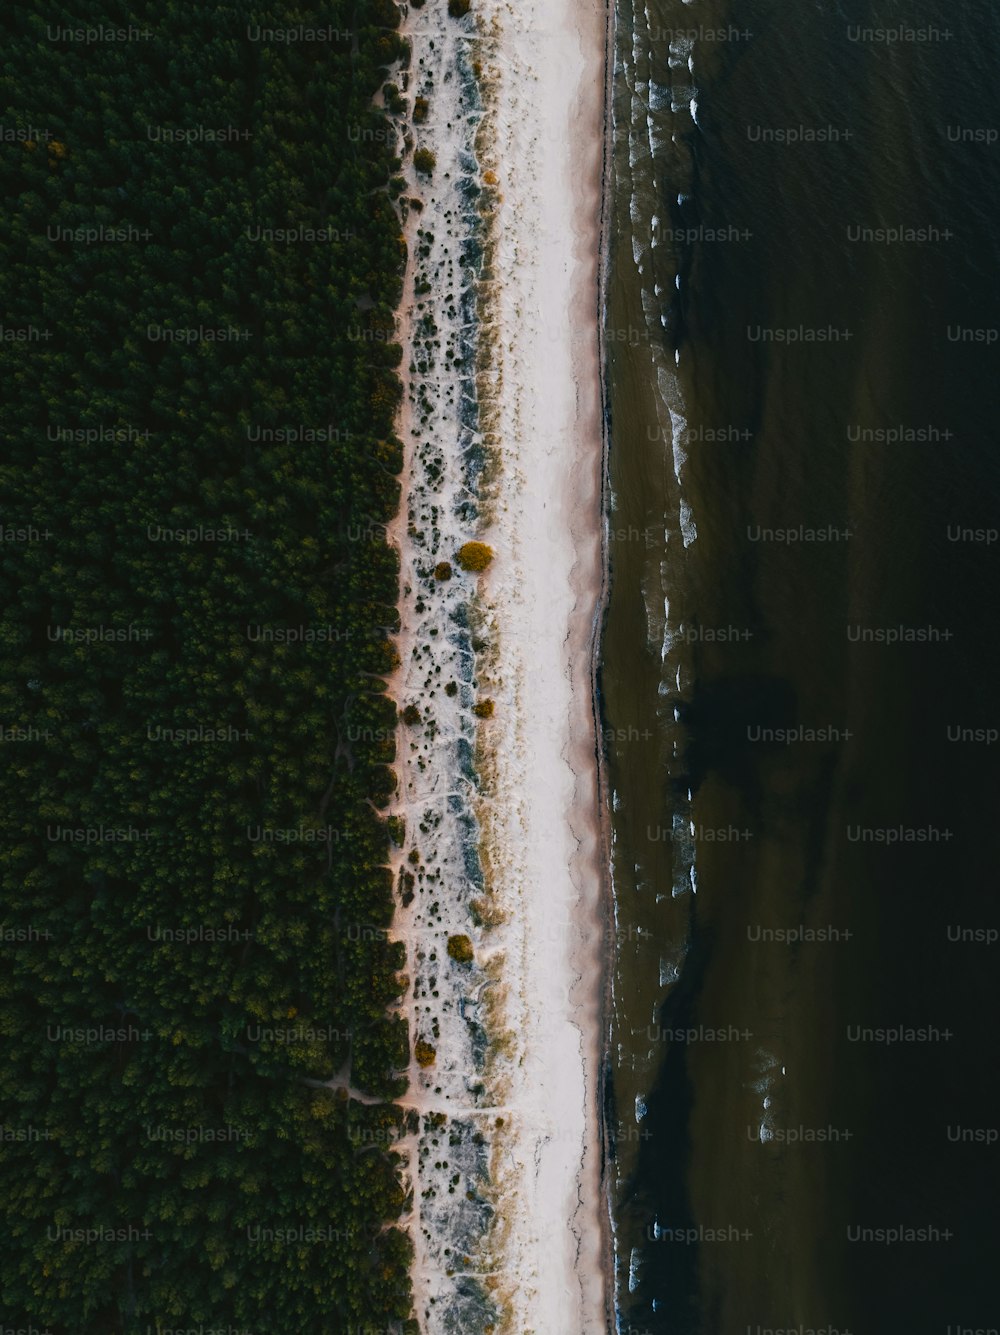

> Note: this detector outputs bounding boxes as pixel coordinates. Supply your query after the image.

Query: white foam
[628,1246,642,1293]
[660,599,679,661]
[649,80,671,112]
[656,365,688,484]
[680,496,698,546]
[659,956,681,986]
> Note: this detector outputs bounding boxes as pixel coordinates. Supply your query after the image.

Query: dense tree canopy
[0,2,415,1329]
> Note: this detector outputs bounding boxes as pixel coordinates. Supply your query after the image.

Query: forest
[0,1,416,1328]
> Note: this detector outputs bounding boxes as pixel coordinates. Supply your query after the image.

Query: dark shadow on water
[676,672,795,802]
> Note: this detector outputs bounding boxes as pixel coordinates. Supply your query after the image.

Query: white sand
[386,2,611,1330]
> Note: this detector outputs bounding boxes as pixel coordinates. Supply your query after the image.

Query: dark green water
[601,1,1000,1330]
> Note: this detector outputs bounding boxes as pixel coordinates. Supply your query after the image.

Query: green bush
[388,815,407,846]
[413,146,437,176]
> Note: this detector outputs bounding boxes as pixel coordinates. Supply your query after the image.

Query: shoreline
[387,1,612,1329]
[594,0,619,1324]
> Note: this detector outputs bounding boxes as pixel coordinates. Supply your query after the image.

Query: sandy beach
[386,0,612,1329]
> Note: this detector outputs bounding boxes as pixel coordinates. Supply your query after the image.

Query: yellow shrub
[447,934,474,964]
[456,541,493,572]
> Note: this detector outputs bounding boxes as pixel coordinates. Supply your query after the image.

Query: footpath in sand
[381,1,611,1330]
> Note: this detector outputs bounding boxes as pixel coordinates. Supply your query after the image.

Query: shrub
[413,96,429,124]
[399,869,415,907]
[383,82,406,115]
[401,704,421,725]
[456,540,493,572]
[415,1040,436,1067]
[434,561,452,580]
[413,146,436,176]
[483,169,498,186]
[387,815,406,846]
[444,681,458,697]
[448,0,471,16]
[447,934,474,965]
[472,699,494,719]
